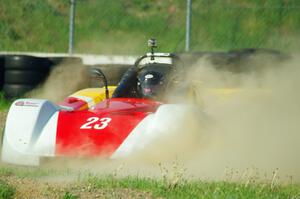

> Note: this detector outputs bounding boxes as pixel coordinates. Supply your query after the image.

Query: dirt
[0,175,154,199]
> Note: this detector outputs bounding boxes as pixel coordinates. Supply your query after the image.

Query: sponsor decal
[15,101,24,106]
[15,101,39,107]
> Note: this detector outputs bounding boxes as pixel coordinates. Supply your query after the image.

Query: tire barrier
[4,55,51,72]
[0,56,4,90]
[3,55,52,98]
[0,49,288,99]
[176,48,288,73]
[4,70,47,85]
[3,84,34,98]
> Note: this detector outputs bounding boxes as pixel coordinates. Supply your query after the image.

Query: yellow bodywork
[69,86,116,109]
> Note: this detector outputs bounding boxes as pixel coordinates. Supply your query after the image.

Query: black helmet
[137,70,166,99]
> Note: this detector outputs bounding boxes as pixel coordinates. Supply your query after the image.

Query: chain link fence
[0,0,299,54]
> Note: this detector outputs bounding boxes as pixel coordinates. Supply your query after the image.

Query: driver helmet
[137,70,166,100]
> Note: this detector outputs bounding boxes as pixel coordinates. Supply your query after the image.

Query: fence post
[185,0,192,52]
[69,0,76,55]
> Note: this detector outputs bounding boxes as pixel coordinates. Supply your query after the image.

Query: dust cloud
[28,58,90,102]
[108,52,300,182]
[172,53,300,182]
[27,52,300,183]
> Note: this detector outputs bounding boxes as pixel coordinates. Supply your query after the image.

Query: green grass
[85,175,300,199]
[0,180,15,199]
[0,166,299,198]
[0,0,299,54]
[62,191,79,199]
[0,93,10,111]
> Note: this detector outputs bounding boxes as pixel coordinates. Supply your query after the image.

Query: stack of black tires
[0,55,4,91]
[3,55,52,98]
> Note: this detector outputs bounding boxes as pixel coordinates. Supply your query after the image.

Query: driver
[112,63,172,101]
[137,69,166,99]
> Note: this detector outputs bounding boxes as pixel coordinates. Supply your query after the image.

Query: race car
[1,40,204,166]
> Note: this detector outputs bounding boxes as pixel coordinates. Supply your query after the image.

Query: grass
[0,162,299,198]
[0,0,299,54]
[0,180,15,199]
[0,165,299,198]
[83,174,300,199]
[62,191,79,199]
[0,93,11,111]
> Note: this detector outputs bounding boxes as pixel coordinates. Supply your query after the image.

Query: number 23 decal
[80,117,112,130]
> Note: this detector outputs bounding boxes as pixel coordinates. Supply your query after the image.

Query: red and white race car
[1,47,203,166]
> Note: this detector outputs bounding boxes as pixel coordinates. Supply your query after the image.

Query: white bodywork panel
[112,104,204,159]
[1,99,59,166]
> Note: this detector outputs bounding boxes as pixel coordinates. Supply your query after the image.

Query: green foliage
[0,0,69,52]
[0,181,15,199]
[0,0,299,54]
